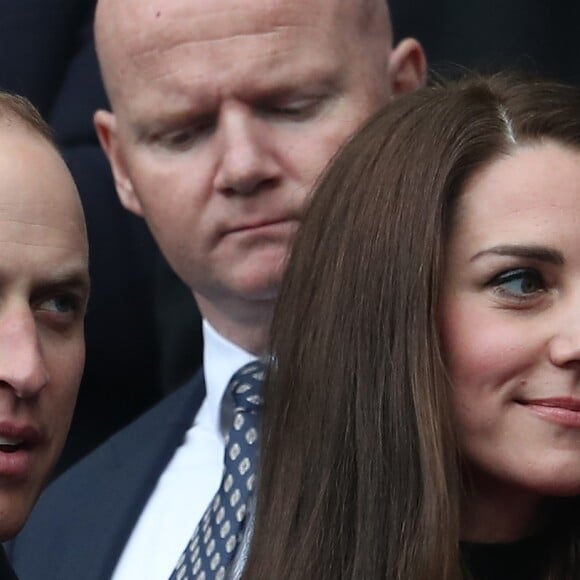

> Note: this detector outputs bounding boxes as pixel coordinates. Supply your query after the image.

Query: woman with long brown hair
[243,74,580,579]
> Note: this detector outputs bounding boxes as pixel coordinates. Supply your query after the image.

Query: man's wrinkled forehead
[95,0,393,114]
[96,0,389,69]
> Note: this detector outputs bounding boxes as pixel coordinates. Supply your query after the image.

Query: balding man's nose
[0,306,49,398]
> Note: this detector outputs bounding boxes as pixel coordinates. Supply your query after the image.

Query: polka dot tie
[169,360,265,580]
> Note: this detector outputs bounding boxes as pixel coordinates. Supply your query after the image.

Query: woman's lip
[520,397,580,411]
[519,398,580,428]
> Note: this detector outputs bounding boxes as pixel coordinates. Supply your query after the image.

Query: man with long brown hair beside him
[8,1,426,579]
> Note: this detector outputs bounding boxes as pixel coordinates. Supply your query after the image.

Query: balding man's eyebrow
[33,265,91,301]
[48,269,90,290]
[470,245,564,265]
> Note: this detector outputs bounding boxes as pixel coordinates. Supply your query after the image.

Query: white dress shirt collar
[199,319,256,438]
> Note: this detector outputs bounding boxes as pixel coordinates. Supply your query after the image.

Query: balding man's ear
[388,38,427,97]
[93,109,144,217]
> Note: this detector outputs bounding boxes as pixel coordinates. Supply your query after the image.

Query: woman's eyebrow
[470,244,564,265]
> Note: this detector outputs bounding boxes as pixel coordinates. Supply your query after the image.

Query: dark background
[392,0,579,84]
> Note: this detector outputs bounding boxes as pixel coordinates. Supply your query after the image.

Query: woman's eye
[491,268,546,298]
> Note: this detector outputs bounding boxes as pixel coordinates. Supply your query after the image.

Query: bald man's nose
[214,110,281,196]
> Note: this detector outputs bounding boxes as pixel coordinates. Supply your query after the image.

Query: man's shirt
[112,321,254,580]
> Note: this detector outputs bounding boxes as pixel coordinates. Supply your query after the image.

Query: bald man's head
[95,0,399,109]
[92,0,425,351]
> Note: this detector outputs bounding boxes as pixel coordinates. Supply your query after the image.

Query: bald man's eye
[161,129,204,148]
[261,96,325,121]
[154,118,216,150]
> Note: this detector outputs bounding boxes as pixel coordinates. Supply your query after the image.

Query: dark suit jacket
[7,370,205,580]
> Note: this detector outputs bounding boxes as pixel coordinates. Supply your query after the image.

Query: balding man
[9,1,425,578]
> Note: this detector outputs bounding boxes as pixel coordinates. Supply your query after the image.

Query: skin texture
[0,122,89,540]
[441,142,580,542]
[94,0,426,353]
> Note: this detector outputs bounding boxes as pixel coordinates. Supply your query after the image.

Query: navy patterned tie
[170,360,264,580]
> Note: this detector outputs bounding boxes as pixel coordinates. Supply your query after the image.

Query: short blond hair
[0,92,54,143]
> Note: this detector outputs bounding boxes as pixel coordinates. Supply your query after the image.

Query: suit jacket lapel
[8,370,206,580]
[95,372,207,578]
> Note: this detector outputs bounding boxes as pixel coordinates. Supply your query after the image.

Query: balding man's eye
[37,293,83,318]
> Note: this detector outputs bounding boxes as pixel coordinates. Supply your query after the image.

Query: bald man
[9,1,425,578]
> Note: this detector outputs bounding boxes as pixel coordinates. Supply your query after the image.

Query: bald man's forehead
[94,0,394,123]
[96,0,391,68]
[97,0,383,20]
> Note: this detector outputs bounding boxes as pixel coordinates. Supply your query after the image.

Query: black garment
[0,546,17,580]
[461,534,549,580]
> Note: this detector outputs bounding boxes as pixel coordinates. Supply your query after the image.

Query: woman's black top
[461,533,549,580]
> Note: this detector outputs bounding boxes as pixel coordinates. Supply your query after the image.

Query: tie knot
[229,360,265,413]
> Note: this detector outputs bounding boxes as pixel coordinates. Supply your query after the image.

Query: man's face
[0,125,89,539]
[96,0,423,325]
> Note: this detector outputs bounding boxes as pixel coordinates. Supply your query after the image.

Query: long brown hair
[244,74,580,579]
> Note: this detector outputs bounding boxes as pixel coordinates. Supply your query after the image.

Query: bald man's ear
[94,109,144,217]
[388,38,427,97]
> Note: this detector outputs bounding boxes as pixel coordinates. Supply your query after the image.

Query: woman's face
[440,142,580,538]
